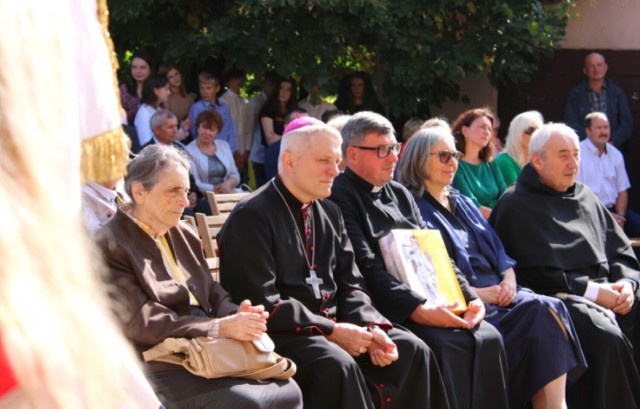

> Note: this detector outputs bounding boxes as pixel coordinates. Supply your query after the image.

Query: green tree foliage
[109,0,573,115]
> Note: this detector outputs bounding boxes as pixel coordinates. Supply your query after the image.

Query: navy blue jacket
[564,78,632,147]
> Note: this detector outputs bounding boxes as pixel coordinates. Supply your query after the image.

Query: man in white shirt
[299,83,337,120]
[220,68,252,183]
[577,112,640,238]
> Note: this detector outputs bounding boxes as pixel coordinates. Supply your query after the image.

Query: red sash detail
[0,339,18,396]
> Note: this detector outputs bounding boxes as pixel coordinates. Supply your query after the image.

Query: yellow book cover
[379,229,467,315]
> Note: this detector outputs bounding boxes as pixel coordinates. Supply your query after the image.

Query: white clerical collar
[371,185,383,193]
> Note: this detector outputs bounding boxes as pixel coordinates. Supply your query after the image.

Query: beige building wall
[429,74,498,123]
[431,0,640,120]
[562,0,640,49]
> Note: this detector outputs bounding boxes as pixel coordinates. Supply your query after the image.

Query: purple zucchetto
[283,116,324,135]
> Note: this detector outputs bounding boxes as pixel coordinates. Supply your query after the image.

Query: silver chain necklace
[272,180,324,299]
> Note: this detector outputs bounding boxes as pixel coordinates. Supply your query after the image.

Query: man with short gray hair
[142,109,182,148]
[490,122,640,408]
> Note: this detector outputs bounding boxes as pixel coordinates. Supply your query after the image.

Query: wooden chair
[195,212,229,258]
[182,215,197,233]
[207,257,220,282]
[206,191,249,215]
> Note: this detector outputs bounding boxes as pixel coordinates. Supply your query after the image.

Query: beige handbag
[142,333,296,380]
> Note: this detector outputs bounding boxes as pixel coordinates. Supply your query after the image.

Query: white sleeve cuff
[618,279,638,292]
[208,318,220,339]
[583,281,600,302]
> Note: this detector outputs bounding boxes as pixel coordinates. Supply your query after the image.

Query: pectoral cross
[306,269,324,299]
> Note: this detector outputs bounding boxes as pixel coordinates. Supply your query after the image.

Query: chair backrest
[182,215,197,233]
[195,212,229,258]
[206,257,220,282]
[207,191,249,215]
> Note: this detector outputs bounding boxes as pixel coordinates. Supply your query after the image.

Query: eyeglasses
[524,126,538,135]
[351,143,401,158]
[430,150,462,164]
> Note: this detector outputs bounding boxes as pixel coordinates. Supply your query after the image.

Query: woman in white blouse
[134,74,171,147]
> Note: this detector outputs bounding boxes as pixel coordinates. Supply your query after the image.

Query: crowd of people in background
[116,57,400,203]
[5,0,640,406]
[69,50,640,408]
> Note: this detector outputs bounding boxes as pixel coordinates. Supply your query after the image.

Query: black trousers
[564,299,640,409]
[148,368,302,409]
[273,328,449,409]
[404,321,509,409]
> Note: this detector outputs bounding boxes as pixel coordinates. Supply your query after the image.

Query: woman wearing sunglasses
[397,126,587,409]
[451,108,506,219]
[494,111,544,186]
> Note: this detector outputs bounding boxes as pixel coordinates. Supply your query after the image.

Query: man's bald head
[583,52,608,83]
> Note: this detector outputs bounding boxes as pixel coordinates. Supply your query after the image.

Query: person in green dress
[494,111,544,186]
[452,108,506,219]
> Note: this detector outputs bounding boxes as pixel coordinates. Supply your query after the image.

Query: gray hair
[421,116,451,132]
[124,144,190,203]
[150,109,177,132]
[340,111,395,159]
[529,122,579,159]
[278,124,341,173]
[396,127,455,197]
[402,117,425,141]
[504,110,544,166]
[326,114,351,133]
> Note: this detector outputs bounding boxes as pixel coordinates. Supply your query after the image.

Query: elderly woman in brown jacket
[97,144,302,409]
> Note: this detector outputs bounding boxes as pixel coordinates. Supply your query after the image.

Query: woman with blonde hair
[495,111,544,186]
[0,0,160,407]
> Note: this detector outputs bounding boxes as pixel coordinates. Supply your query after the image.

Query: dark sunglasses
[351,143,402,158]
[524,126,538,135]
[430,150,462,164]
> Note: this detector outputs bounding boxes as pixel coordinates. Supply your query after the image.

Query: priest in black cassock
[329,112,509,409]
[490,122,640,408]
[219,117,449,409]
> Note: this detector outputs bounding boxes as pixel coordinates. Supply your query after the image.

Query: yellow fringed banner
[80,127,129,184]
[76,0,125,184]
[96,0,120,99]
